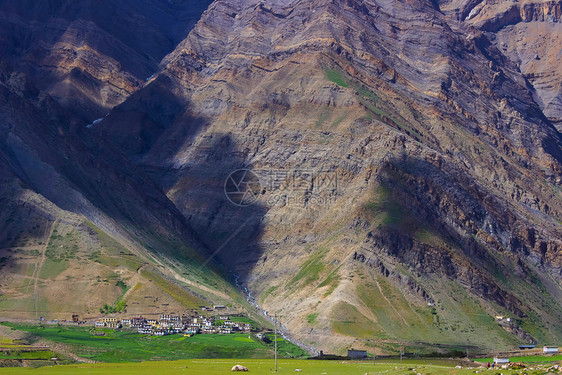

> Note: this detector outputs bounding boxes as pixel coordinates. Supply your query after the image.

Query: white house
[543,346,559,354]
[493,357,509,364]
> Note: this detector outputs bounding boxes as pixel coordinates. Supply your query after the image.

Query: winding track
[30,219,57,318]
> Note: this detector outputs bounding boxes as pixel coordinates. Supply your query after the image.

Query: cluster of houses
[94,314,252,336]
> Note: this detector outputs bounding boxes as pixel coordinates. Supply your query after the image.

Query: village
[92,311,254,337]
[81,312,511,338]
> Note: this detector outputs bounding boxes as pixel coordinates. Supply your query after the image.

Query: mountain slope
[0,49,248,321]
[96,0,562,353]
[0,0,560,355]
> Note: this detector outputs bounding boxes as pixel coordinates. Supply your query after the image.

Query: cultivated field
[1,324,306,362]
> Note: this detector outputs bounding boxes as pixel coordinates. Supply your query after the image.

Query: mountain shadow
[97,74,269,290]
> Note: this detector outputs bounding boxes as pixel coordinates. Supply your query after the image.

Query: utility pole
[274,317,278,373]
[271,314,285,373]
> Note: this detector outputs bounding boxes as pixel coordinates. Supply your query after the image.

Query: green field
[0,350,57,360]
[475,354,562,363]
[0,358,560,375]
[2,325,559,374]
[1,324,304,363]
[261,333,307,358]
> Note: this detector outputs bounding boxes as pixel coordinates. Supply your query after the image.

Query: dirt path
[375,279,409,326]
[30,220,57,317]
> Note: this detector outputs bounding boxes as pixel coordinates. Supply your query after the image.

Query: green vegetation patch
[324,66,423,141]
[331,112,348,128]
[45,228,78,262]
[330,301,382,339]
[324,68,348,87]
[1,350,56,360]
[262,334,308,358]
[287,249,327,289]
[84,222,129,257]
[355,278,439,342]
[364,186,411,228]
[259,286,278,304]
[0,358,511,375]
[318,267,340,298]
[1,324,287,363]
[99,301,126,314]
[99,277,130,314]
[426,280,520,350]
[517,309,550,345]
[37,259,68,279]
[306,313,318,325]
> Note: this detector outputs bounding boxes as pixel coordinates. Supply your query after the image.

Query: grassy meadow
[0,358,560,375]
[475,354,562,363]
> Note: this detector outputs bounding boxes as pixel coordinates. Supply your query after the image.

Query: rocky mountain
[0,0,246,322]
[452,0,562,131]
[1,0,561,355]
[0,58,245,320]
[0,0,213,122]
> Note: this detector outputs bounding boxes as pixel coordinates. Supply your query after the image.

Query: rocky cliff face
[1,0,561,354]
[453,0,562,131]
